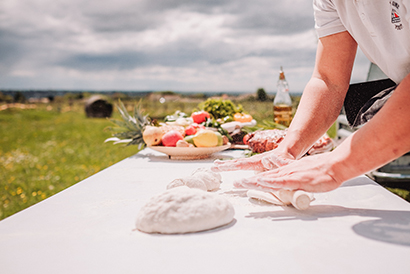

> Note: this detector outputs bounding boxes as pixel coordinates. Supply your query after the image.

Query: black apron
[344,78,397,128]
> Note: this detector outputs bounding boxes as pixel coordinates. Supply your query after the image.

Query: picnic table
[1,148,410,274]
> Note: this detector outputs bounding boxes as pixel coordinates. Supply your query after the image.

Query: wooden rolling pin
[275,189,313,210]
[247,189,313,210]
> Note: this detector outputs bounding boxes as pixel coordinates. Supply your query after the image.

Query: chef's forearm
[278,32,357,159]
[281,77,346,159]
[329,73,410,182]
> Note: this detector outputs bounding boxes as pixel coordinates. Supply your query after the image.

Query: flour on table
[167,168,222,191]
[136,186,235,234]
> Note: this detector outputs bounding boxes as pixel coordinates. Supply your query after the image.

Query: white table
[1,148,410,274]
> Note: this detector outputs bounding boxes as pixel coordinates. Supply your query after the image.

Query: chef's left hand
[234,153,343,193]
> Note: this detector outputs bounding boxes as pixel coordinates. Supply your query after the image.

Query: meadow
[0,94,272,220]
[1,93,408,220]
[0,103,140,220]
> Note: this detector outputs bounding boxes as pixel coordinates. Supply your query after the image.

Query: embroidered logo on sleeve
[390,1,403,30]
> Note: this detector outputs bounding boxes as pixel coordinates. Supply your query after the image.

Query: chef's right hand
[212,149,295,172]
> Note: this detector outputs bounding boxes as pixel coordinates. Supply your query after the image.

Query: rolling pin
[247,189,313,210]
[275,189,313,210]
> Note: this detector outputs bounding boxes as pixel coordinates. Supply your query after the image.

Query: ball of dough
[136,187,235,234]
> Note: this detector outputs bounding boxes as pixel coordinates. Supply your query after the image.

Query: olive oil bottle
[273,66,292,127]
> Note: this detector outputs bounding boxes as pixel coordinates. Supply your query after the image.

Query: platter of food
[105,99,334,160]
[149,143,231,160]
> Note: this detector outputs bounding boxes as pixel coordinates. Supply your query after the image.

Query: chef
[212,0,410,193]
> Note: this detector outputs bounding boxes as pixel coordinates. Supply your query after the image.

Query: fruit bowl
[148,143,231,160]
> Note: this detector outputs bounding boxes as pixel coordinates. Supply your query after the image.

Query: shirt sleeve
[313,0,346,38]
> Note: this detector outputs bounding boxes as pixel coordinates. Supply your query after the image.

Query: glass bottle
[273,66,293,127]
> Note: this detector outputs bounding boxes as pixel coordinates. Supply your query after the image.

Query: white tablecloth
[1,148,410,274]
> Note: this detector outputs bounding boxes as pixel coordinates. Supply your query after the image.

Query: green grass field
[1,97,409,220]
[0,104,143,220]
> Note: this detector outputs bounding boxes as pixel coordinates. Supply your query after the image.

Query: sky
[0,0,372,94]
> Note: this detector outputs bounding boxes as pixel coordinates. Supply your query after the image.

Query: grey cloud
[0,30,22,64]
[57,38,316,73]
[82,0,314,35]
[256,47,316,66]
[0,25,70,72]
[82,0,230,33]
[225,10,314,35]
[148,0,316,35]
[220,1,315,35]
[0,0,321,91]
[83,3,162,33]
[0,28,42,74]
[57,38,242,71]
[143,0,233,13]
[85,12,162,33]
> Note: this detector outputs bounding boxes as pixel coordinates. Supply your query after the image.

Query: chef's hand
[233,153,342,193]
[212,149,295,172]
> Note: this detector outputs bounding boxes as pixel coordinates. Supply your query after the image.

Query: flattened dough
[167,168,222,191]
[136,187,235,234]
[167,177,208,191]
[191,168,221,191]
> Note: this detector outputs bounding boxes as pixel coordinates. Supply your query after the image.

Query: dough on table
[167,177,207,191]
[136,186,235,234]
[167,168,222,191]
[191,168,221,191]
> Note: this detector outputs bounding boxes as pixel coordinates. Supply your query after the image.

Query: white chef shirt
[313,0,410,84]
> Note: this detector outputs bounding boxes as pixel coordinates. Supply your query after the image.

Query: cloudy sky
[0,0,371,94]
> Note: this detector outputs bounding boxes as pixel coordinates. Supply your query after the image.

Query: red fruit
[194,123,205,130]
[191,111,210,124]
[243,134,251,145]
[185,125,197,136]
[162,130,184,147]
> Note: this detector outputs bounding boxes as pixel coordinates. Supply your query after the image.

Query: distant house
[85,95,113,118]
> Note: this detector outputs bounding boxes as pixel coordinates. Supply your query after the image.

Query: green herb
[198,98,244,119]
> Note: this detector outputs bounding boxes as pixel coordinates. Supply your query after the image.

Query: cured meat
[244,129,333,155]
[245,129,287,153]
[307,134,334,155]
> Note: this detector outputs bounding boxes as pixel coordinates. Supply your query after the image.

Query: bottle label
[273,104,292,127]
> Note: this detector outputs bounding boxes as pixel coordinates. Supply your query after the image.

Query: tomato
[191,111,211,124]
[185,123,205,136]
[185,125,197,136]
[233,113,253,123]
[243,134,251,145]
